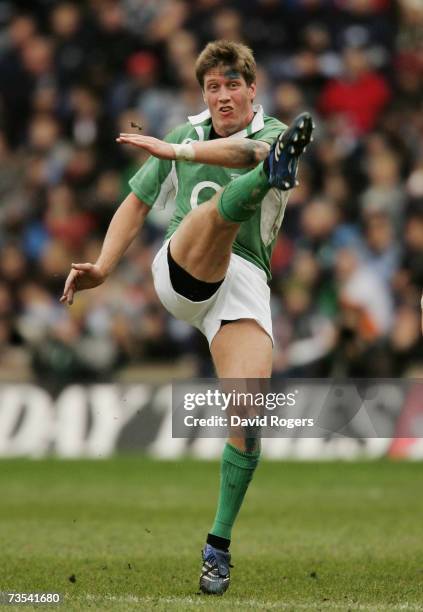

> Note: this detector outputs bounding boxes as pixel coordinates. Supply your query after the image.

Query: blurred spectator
[273,276,337,376]
[273,82,306,124]
[212,8,244,43]
[394,206,423,304]
[43,184,95,252]
[336,245,393,338]
[388,304,423,375]
[360,149,406,225]
[0,14,39,146]
[50,2,88,88]
[334,245,394,376]
[318,46,391,138]
[362,211,400,284]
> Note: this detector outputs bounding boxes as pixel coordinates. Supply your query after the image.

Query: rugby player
[61,40,313,595]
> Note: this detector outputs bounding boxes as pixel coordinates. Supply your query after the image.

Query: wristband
[170,143,195,162]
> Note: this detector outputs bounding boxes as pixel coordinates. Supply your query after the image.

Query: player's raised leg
[199,319,272,595]
[170,112,314,284]
[169,160,268,285]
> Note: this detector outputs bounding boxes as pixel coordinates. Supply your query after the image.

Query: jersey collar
[187,104,265,138]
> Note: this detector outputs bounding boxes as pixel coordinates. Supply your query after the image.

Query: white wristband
[170,143,195,162]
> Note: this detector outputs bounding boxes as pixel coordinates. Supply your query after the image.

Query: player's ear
[249,82,257,102]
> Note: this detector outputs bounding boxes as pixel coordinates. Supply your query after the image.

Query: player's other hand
[60,262,106,306]
[116,133,174,160]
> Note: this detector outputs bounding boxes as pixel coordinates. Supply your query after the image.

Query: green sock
[210,443,261,541]
[217,162,270,223]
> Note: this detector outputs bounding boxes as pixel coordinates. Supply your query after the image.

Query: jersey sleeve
[252,118,287,146]
[128,125,184,209]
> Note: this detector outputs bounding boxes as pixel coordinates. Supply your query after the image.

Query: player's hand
[60,263,106,306]
[116,133,174,160]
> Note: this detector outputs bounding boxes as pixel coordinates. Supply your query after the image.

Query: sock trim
[207,533,230,551]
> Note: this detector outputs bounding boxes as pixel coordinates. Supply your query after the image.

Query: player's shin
[217,163,270,223]
[208,441,261,548]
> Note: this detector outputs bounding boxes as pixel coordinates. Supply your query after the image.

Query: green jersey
[129,105,288,280]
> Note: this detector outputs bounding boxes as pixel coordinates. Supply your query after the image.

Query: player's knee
[205,193,238,229]
[186,197,226,230]
[245,436,261,455]
[229,436,261,455]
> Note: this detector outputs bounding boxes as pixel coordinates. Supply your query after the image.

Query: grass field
[0,457,422,611]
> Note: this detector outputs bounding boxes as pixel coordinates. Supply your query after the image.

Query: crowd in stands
[0,0,422,384]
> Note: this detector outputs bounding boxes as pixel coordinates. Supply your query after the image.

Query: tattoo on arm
[236,140,270,167]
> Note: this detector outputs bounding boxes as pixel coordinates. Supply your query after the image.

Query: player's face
[203,66,256,137]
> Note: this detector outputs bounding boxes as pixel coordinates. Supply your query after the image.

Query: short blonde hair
[195,40,256,89]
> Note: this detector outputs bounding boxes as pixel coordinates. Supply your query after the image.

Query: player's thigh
[210,318,273,378]
[170,193,239,283]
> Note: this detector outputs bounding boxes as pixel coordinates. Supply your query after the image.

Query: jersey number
[190,181,221,209]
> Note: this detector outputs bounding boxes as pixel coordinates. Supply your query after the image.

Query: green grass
[0,458,422,611]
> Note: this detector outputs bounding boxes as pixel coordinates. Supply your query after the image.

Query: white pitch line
[77,594,423,611]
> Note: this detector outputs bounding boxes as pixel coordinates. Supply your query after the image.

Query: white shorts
[151,239,273,346]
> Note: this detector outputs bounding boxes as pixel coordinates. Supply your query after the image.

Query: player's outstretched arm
[60,193,150,305]
[116,133,269,169]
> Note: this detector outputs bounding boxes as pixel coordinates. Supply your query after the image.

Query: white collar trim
[187,104,265,138]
